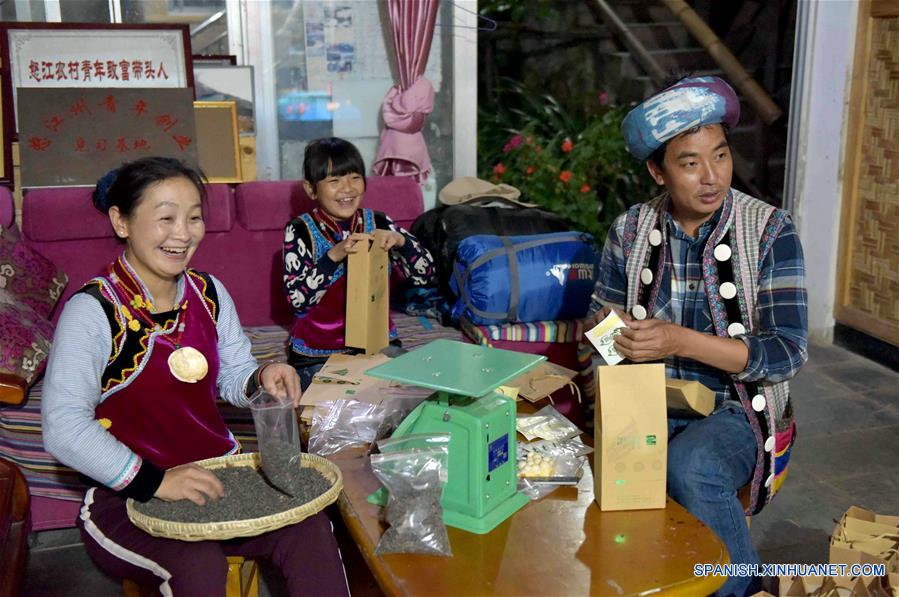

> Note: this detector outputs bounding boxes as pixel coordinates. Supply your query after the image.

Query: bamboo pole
[660,0,784,125]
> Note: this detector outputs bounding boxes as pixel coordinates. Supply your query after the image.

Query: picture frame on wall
[192,54,237,66]
[0,22,193,134]
[192,64,255,136]
[194,100,242,183]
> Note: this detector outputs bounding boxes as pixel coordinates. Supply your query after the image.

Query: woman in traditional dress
[42,157,349,596]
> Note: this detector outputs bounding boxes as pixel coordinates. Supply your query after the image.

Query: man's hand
[614,318,686,362]
[155,463,224,505]
[259,363,302,406]
[585,305,632,330]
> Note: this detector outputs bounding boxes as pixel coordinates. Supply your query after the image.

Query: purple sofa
[1,176,460,532]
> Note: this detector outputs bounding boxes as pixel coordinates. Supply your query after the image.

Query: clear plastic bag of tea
[249,389,302,496]
[370,433,452,556]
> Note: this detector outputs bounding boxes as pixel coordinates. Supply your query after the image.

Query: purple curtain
[372,0,440,183]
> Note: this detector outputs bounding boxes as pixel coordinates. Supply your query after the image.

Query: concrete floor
[21,341,899,596]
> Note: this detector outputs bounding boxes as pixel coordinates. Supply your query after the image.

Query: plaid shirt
[593,204,808,406]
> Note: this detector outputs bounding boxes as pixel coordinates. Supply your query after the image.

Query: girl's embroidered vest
[621,189,795,514]
[79,264,237,470]
[290,208,398,356]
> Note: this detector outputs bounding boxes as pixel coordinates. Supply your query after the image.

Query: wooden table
[333,452,728,596]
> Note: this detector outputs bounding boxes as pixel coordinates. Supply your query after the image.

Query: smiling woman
[39,157,349,595]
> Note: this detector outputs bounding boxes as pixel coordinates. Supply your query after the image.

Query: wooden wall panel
[835,2,899,346]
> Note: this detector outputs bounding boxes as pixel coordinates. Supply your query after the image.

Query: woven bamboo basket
[126,452,342,541]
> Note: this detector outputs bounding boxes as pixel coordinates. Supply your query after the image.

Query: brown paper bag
[507,361,578,403]
[665,378,715,417]
[345,231,390,355]
[594,363,667,511]
[831,505,899,574]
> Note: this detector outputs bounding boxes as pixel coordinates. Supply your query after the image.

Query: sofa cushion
[235,176,424,232]
[0,228,68,318]
[23,184,234,242]
[0,290,53,387]
[0,187,13,230]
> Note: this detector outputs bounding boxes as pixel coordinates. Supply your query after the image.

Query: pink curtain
[372,0,440,183]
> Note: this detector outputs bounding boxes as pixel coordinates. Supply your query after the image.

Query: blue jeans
[668,405,759,597]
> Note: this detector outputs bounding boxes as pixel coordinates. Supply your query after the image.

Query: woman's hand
[259,363,302,406]
[155,463,224,505]
[326,233,370,263]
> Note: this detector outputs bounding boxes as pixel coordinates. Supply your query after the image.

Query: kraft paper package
[594,363,667,511]
[665,378,715,417]
[829,505,899,575]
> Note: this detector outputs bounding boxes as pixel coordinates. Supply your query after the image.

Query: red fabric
[94,263,230,469]
[372,0,440,183]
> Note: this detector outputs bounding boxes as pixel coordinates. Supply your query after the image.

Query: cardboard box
[665,378,715,417]
[345,231,390,355]
[594,363,667,511]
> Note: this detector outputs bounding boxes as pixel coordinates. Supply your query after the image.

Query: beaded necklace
[312,207,364,246]
[109,255,207,383]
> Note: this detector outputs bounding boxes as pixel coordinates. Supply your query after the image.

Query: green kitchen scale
[365,339,545,534]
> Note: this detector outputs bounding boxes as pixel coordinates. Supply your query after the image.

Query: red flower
[525,165,535,175]
[502,143,512,153]
[493,163,507,176]
[597,90,609,106]
[561,138,574,153]
[580,183,591,193]
[559,170,572,183]
[509,134,523,149]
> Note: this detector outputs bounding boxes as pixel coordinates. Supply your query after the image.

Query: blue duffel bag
[450,231,600,325]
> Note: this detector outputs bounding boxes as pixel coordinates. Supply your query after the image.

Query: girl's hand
[259,363,302,407]
[326,233,370,263]
[375,230,406,251]
[155,463,224,505]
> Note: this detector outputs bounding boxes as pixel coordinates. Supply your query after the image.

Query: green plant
[478,80,657,244]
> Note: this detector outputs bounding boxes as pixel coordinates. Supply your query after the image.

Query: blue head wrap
[621,76,740,161]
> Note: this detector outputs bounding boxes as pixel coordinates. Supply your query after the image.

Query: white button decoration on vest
[764,437,775,452]
[765,473,774,488]
[640,268,653,285]
[719,282,737,300]
[632,305,647,320]
[751,394,766,412]
[727,322,746,337]
[649,229,662,247]
[714,243,732,262]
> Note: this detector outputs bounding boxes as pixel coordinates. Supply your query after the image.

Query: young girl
[283,137,435,388]
[41,157,349,596]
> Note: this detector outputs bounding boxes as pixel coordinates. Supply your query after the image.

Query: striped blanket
[0,315,464,502]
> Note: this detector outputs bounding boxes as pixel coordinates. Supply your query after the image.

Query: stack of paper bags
[830,506,899,575]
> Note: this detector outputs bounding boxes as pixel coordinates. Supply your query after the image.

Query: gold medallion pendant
[168,346,209,383]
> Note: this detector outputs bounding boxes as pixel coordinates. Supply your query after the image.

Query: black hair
[92,157,207,216]
[303,137,366,194]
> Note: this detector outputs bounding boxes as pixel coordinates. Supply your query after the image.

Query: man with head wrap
[589,76,808,597]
